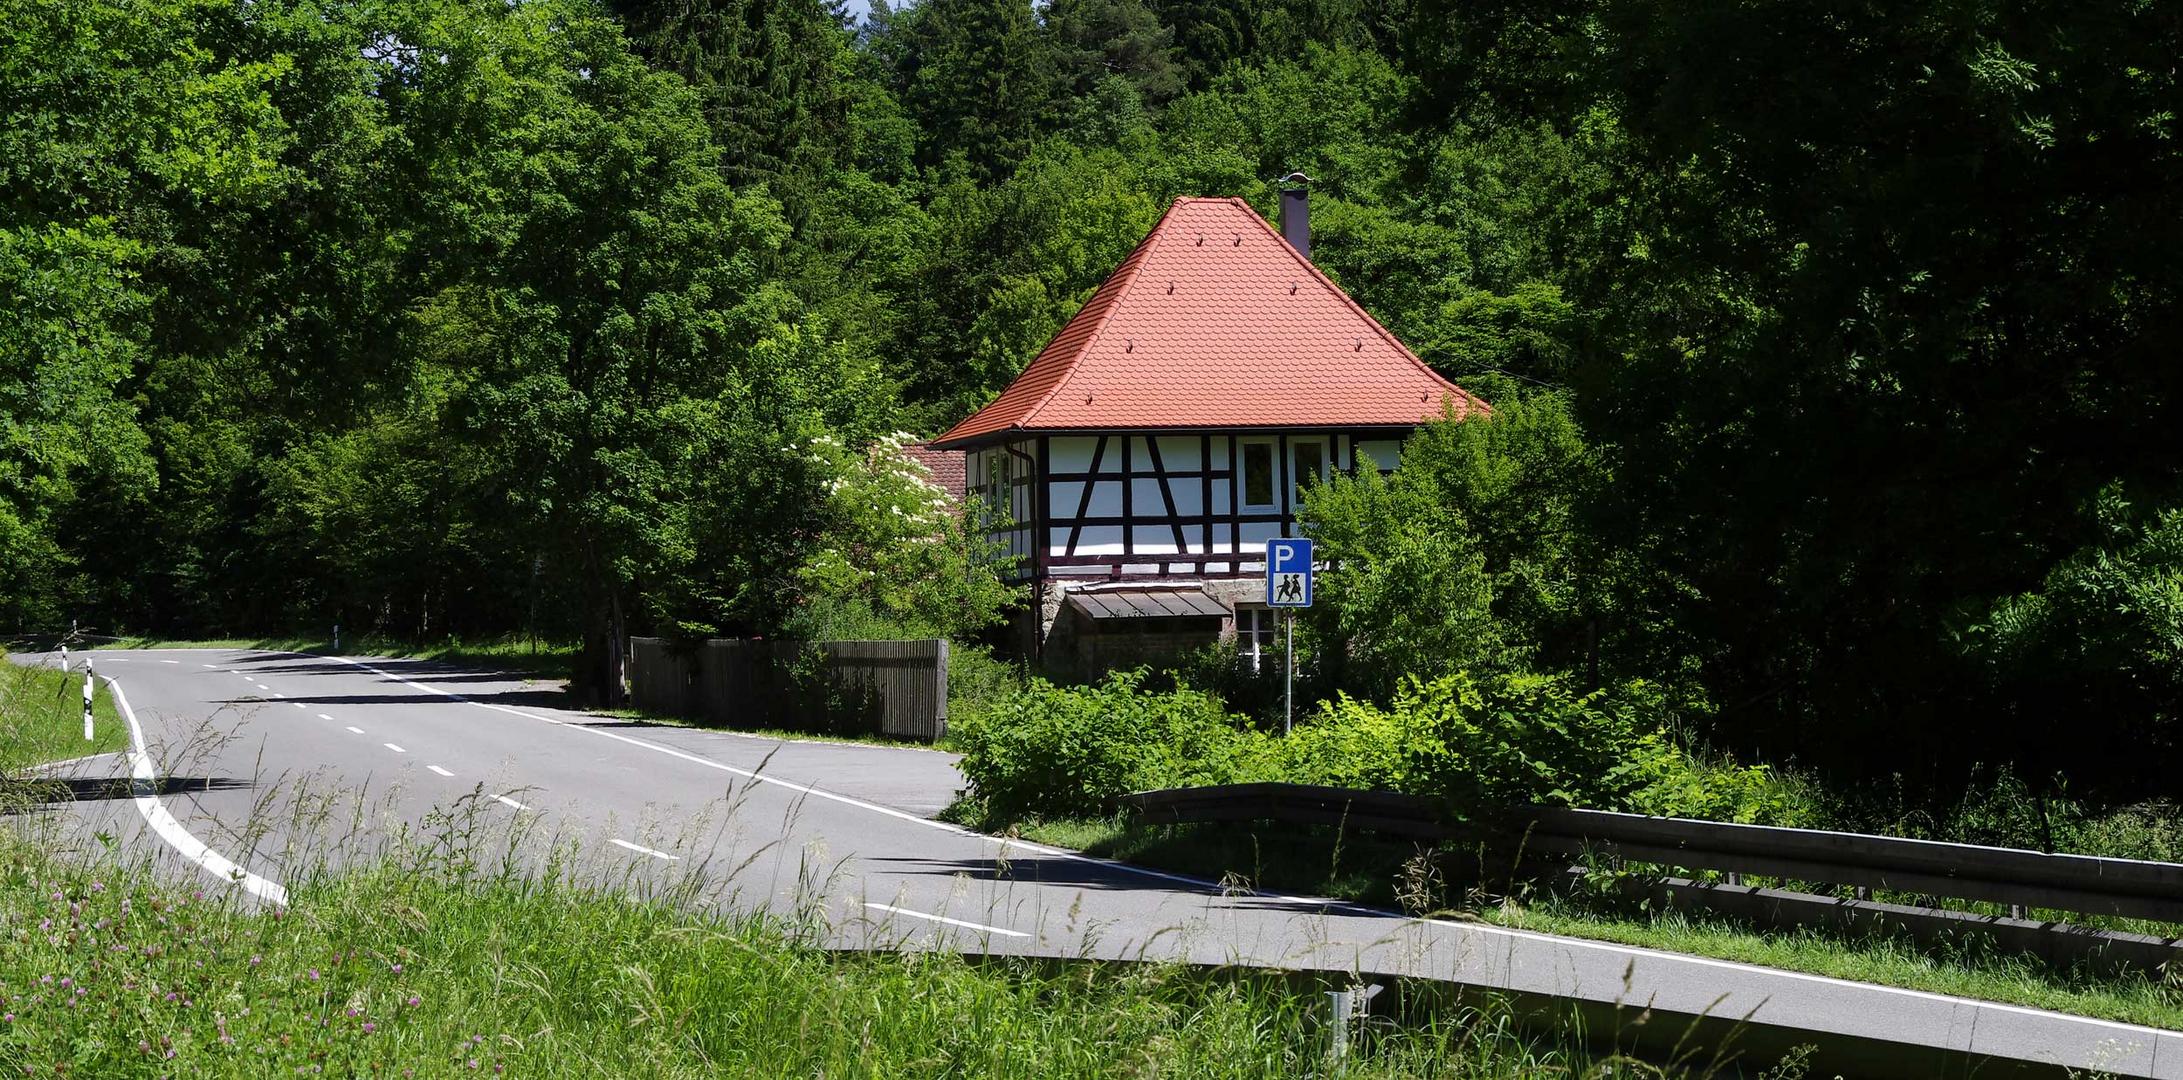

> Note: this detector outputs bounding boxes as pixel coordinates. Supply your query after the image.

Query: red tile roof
[932,196,1484,449]
[899,441,966,501]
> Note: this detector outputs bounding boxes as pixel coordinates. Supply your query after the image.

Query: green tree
[893,0,1059,181]
[0,0,294,626]
[1299,396,1613,700]
[606,0,857,193]
[1046,0,1183,106]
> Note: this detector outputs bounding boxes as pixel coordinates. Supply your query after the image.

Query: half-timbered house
[931,187,1485,674]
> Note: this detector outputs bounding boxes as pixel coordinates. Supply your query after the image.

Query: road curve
[17,648,2181,1078]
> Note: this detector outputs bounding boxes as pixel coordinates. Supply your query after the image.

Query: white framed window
[1290,439,1325,499]
[1239,438,1277,509]
[1236,606,1278,672]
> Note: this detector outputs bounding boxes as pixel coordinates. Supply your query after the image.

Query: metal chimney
[1278,172,1311,259]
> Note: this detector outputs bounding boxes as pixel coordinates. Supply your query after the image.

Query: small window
[1237,607,1278,672]
[1241,441,1275,507]
[1291,440,1324,497]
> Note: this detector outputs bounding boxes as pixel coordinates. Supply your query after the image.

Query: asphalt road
[17,648,2183,1077]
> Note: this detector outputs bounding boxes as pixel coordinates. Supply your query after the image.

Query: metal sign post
[1266,538,1314,735]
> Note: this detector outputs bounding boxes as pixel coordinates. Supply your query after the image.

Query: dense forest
[4,0,2179,798]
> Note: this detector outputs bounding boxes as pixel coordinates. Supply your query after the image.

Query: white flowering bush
[791,433,1019,641]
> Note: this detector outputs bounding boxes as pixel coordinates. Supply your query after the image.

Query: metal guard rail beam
[1119,782,2183,925]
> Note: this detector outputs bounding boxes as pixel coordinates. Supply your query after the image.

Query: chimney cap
[1280,171,1312,187]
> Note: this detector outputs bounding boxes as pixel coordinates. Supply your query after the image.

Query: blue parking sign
[1266,538,1313,607]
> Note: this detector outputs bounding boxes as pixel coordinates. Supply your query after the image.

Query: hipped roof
[932,196,1483,449]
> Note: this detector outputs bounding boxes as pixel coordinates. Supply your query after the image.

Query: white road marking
[492,794,531,811]
[345,726,364,734]
[317,714,334,721]
[863,902,1028,938]
[310,653,1229,893]
[27,750,125,772]
[291,703,306,710]
[610,838,680,861]
[271,692,285,698]
[254,684,269,691]
[102,678,286,905]
[382,743,405,753]
[202,664,219,669]
[107,648,2183,1045]
[426,765,453,777]
[161,660,180,665]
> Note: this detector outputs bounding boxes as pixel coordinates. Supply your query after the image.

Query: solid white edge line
[273,650,2180,1044]
[610,838,680,861]
[864,901,1028,938]
[426,765,453,777]
[103,677,287,906]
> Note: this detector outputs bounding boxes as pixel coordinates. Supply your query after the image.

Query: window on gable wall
[1241,441,1275,507]
[1291,440,1324,499]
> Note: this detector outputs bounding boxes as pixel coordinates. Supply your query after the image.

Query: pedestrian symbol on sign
[1266,538,1313,608]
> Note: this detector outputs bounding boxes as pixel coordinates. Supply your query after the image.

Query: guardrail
[1120,782,2183,973]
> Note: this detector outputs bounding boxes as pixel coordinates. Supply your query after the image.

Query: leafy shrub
[956,665,1801,828]
[1270,692,1430,791]
[952,670,1273,819]
[1293,672,1799,824]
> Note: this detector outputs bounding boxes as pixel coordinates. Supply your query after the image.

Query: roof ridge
[1229,196,1489,416]
[1013,200,1172,429]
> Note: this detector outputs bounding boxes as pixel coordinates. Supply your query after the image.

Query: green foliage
[1301,395,1614,699]
[952,670,1273,819]
[958,666,1793,827]
[10,0,2182,814]
[789,433,1020,641]
[1954,485,2183,780]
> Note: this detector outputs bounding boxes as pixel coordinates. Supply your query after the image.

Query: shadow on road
[4,775,254,806]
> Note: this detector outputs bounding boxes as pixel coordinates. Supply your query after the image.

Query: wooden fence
[1122,782,2183,974]
[627,637,949,742]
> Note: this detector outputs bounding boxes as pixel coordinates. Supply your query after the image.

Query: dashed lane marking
[862,902,1028,939]
[610,838,679,861]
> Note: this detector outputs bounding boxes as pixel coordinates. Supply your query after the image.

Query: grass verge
[993,813,2183,1032]
[0,826,1751,1078]
[1,659,130,774]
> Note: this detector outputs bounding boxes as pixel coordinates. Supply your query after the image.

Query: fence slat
[628,637,948,743]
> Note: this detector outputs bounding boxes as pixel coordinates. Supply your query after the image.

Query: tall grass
[0,803,1762,1078]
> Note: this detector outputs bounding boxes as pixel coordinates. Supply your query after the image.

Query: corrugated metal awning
[1067,589,1230,620]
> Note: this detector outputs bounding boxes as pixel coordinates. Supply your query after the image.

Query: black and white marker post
[82,656,96,741]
